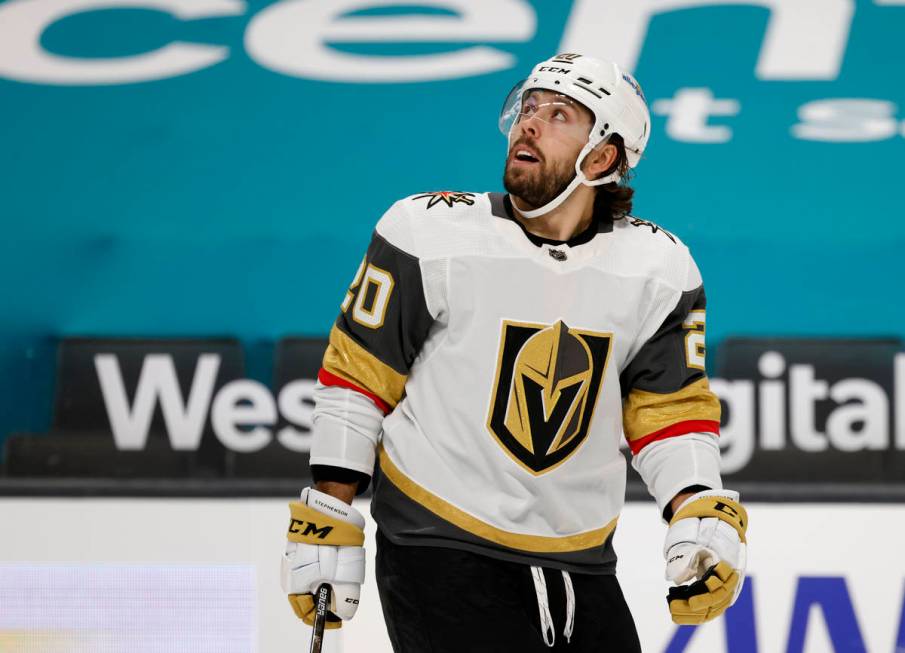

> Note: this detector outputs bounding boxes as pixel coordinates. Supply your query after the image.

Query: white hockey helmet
[500,53,651,218]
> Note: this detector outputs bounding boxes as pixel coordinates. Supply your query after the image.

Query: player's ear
[583,142,619,181]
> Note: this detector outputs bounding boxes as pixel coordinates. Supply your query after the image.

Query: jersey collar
[488,192,613,248]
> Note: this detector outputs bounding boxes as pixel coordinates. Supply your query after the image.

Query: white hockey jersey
[310,191,722,573]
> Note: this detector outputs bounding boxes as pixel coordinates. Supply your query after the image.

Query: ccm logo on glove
[286,501,365,546]
[289,519,333,539]
[713,501,745,528]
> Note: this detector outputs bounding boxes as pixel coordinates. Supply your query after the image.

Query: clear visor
[498,82,593,145]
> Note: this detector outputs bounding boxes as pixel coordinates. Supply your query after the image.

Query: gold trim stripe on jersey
[378,446,618,553]
[622,377,721,443]
[322,325,407,409]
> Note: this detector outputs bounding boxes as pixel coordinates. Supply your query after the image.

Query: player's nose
[518,112,543,139]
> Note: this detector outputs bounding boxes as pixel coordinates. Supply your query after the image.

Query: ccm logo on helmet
[288,518,334,539]
[537,66,571,74]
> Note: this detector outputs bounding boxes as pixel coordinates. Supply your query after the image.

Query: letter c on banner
[245,0,536,83]
[0,0,245,85]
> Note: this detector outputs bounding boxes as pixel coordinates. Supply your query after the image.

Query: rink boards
[1,499,903,653]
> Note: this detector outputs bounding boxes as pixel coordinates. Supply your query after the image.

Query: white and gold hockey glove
[664,489,748,625]
[281,487,366,629]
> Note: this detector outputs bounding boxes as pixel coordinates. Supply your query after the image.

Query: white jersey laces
[530,566,576,647]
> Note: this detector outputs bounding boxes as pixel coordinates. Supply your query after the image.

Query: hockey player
[282,53,748,651]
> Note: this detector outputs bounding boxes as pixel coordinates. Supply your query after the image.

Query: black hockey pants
[376,528,643,652]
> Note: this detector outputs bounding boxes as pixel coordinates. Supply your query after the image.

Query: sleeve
[621,254,723,515]
[309,202,436,491]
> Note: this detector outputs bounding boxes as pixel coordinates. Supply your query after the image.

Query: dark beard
[503,155,575,210]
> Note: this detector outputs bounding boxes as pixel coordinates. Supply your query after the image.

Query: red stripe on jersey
[628,420,720,455]
[318,368,392,415]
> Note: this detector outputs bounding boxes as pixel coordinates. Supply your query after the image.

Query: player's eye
[521,94,541,111]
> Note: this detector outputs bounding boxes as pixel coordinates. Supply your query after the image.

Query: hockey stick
[308,584,332,653]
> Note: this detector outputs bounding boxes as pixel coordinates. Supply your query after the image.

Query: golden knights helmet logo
[487,320,613,475]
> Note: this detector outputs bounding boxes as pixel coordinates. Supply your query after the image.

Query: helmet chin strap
[510,140,621,220]
[512,173,585,219]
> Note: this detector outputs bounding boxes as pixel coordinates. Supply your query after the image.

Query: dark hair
[592,133,635,221]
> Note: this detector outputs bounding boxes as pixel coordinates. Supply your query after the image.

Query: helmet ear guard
[501,54,651,218]
[575,136,622,187]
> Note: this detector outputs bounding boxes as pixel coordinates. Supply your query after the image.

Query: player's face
[503,90,593,210]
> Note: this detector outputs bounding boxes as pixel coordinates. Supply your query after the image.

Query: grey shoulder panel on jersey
[489,192,509,220]
[335,230,434,376]
[620,285,707,396]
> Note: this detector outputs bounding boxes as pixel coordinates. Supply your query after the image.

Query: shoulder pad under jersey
[617,214,681,245]
[377,191,488,259]
[610,214,699,291]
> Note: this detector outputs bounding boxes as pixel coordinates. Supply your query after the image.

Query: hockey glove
[281,487,366,629]
[664,489,748,625]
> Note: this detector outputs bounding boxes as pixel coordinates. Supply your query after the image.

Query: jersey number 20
[682,310,706,370]
[341,258,395,329]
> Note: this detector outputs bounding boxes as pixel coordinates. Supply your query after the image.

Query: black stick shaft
[309,584,332,653]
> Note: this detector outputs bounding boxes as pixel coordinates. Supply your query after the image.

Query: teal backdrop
[1,0,904,444]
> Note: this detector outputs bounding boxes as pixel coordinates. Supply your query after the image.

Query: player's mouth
[509,145,542,167]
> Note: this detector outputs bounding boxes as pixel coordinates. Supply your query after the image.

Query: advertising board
[1,499,902,652]
[6,337,903,488]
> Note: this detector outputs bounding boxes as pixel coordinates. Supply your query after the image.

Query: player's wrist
[669,489,745,538]
[668,490,697,518]
[313,480,359,507]
[298,486,365,530]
